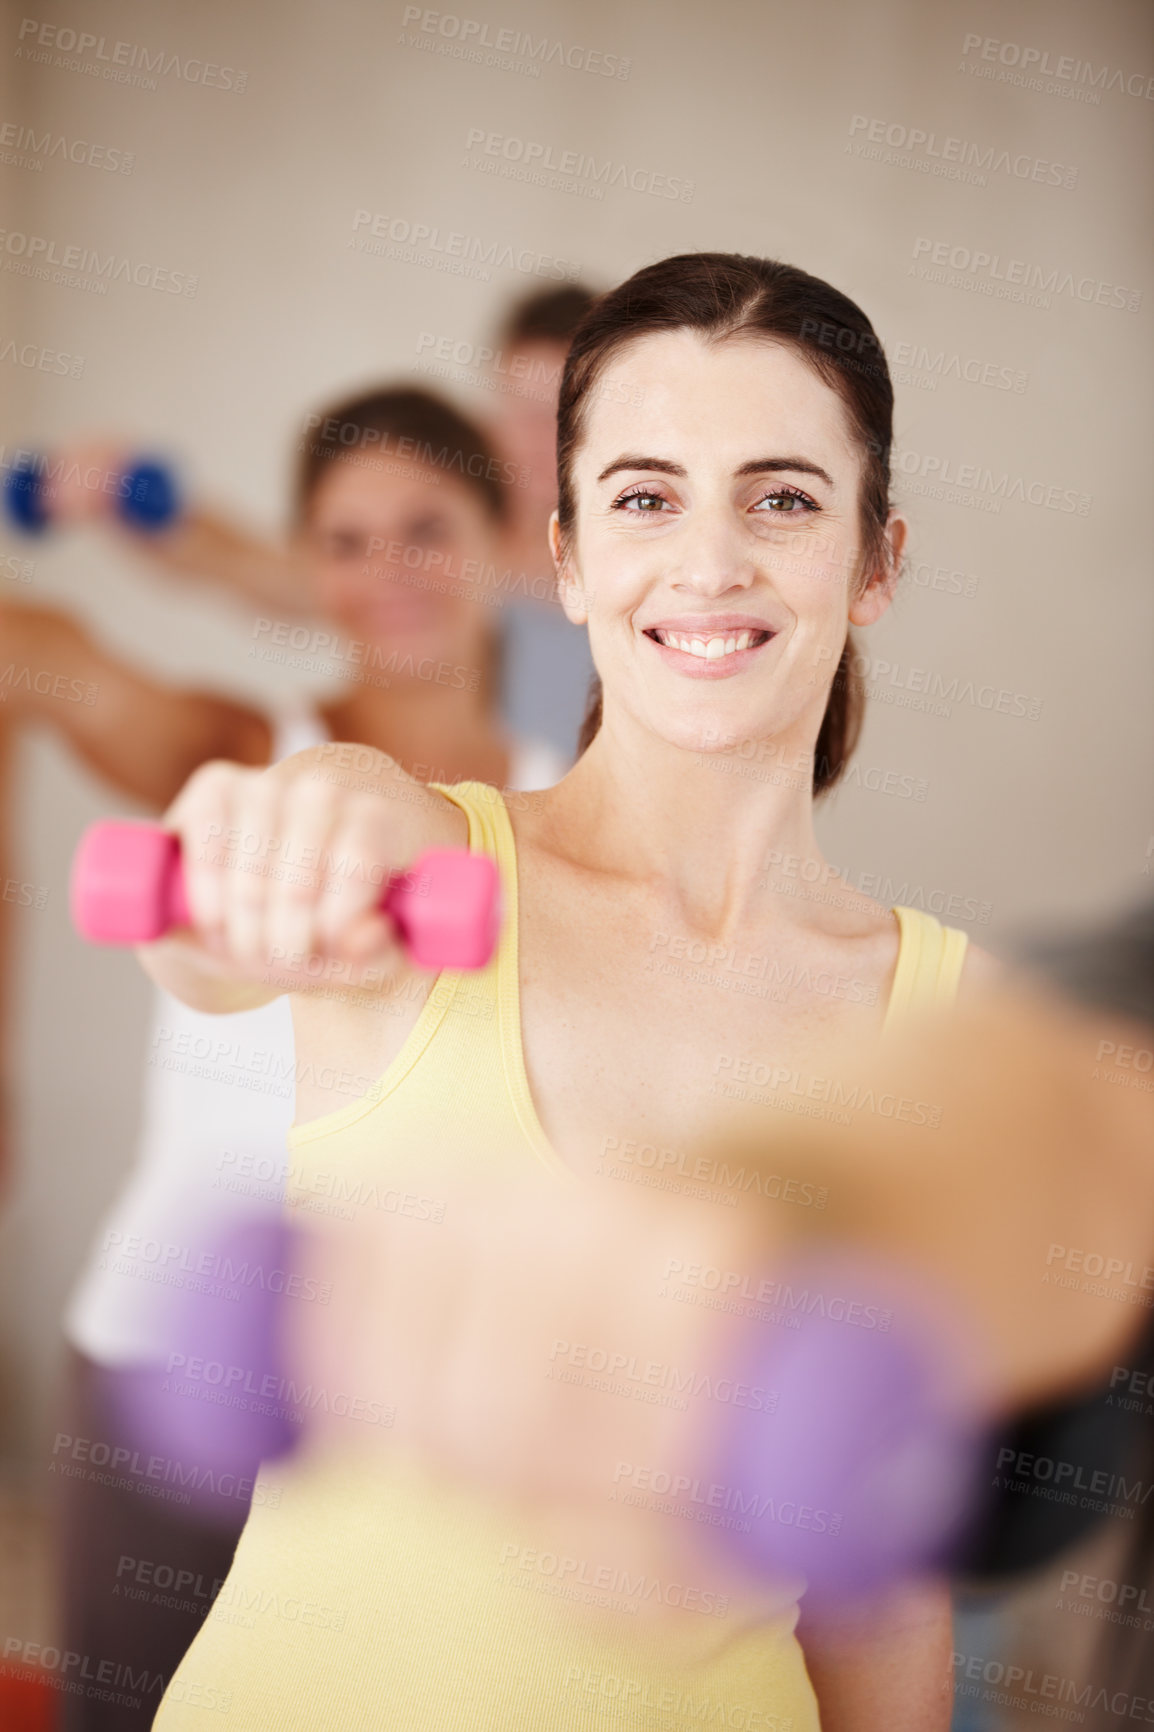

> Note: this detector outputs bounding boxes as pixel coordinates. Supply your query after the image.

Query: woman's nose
[669,513,755,596]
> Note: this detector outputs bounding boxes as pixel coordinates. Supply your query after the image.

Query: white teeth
[654,628,758,659]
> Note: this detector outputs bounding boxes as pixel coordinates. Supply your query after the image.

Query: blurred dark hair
[296,386,510,525]
[562,253,895,794]
[498,283,599,349]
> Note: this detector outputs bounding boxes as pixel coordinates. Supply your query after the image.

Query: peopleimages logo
[0,228,196,295]
[848,115,1077,189]
[960,34,1154,101]
[0,337,84,376]
[399,8,631,78]
[799,316,1026,396]
[892,444,1091,517]
[0,119,134,173]
[953,1650,1154,1722]
[462,129,694,202]
[351,209,579,281]
[15,18,247,91]
[910,237,1141,313]
[889,341,1026,395]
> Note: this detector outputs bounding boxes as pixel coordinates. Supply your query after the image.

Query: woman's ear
[848,509,906,627]
[550,511,589,625]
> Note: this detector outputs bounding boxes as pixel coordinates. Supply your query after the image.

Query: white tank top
[65,713,570,1364]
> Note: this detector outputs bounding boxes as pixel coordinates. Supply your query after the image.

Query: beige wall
[0,0,1150,1478]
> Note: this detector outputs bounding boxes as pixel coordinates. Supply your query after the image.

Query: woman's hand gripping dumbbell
[70,756,500,975]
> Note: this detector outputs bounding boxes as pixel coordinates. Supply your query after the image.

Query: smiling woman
[140,253,982,1730]
[562,254,896,790]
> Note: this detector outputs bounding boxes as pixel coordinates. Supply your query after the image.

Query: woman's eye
[323,533,366,558]
[614,488,670,513]
[755,489,818,514]
[406,514,452,543]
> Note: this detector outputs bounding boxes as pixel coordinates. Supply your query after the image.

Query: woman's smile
[641,610,781,678]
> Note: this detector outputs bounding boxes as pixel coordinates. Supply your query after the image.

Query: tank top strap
[428,781,559,1168]
[427,783,517,995]
[430,779,517,865]
[883,905,970,1036]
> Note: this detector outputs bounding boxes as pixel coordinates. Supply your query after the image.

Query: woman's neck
[544,717,827,940]
[320,678,510,786]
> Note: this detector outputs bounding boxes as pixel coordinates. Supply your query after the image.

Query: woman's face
[304,457,501,677]
[555,331,902,757]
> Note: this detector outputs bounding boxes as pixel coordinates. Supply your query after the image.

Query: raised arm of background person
[0,600,270,808]
[40,437,312,617]
[118,507,312,617]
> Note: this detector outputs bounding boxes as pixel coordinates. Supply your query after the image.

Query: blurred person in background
[484,284,598,757]
[0,385,567,1730]
[39,283,599,761]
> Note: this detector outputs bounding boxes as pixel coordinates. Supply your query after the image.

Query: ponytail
[812,633,863,795]
[575,675,603,758]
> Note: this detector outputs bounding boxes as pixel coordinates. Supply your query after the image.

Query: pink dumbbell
[70,820,500,970]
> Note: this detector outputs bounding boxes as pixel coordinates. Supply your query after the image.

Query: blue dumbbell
[4,453,180,534]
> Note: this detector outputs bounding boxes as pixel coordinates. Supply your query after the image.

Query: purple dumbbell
[106,1217,304,1522]
[711,1250,986,1608]
[70,819,500,970]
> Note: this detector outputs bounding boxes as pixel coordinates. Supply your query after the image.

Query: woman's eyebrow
[736,456,834,487]
[596,455,683,482]
[595,454,834,486]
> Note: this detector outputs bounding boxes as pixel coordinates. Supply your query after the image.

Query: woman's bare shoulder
[958,940,1006,999]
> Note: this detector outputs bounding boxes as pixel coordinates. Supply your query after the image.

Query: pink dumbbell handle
[70,820,500,971]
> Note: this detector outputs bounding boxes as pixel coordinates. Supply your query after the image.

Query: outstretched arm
[0,601,270,808]
[136,749,467,1015]
[116,507,311,616]
[31,438,312,616]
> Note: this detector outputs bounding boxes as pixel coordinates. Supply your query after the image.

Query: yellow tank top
[154,782,968,1731]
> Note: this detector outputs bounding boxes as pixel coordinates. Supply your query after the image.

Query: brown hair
[560,253,895,794]
[499,283,599,349]
[295,386,511,526]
